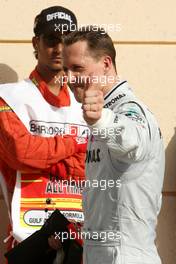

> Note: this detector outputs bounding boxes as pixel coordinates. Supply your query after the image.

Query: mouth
[51,57,62,61]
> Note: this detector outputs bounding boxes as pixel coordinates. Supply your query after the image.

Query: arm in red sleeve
[0,98,84,171]
[50,152,86,183]
[63,152,86,182]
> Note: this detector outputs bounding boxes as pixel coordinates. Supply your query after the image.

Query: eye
[43,36,62,47]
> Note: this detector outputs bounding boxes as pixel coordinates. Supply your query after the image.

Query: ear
[103,56,112,73]
[32,36,39,50]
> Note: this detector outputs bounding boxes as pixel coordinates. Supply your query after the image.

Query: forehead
[63,41,92,65]
[41,32,62,41]
[39,32,63,47]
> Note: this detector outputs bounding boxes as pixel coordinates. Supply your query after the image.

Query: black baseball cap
[33,6,77,36]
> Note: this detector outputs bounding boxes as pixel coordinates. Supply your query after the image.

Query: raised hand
[82,82,104,125]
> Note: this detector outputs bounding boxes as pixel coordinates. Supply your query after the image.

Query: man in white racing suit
[63,26,165,264]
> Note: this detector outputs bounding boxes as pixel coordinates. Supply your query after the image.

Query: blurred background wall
[0,0,176,263]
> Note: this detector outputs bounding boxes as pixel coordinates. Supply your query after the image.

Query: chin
[74,93,83,103]
[71,90,83,103]
[68,86,83,103]
[50,63,63,71]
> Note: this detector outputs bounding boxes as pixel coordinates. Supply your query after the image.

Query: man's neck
[36,64,65,96]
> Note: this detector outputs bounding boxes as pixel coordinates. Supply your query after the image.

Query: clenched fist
[82,88,104,125]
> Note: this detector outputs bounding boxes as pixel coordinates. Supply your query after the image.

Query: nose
[53,42,63,54]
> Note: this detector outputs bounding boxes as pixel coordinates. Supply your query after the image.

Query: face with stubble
[63,41,106,103]
[33,33,65,72]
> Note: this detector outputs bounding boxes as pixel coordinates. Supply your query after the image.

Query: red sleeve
[63,153,86,182]
[50,152,86,183]
[0,98,78,171]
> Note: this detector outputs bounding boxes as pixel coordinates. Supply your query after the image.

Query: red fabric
[48,152,86,183]
[29,69,70,107]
